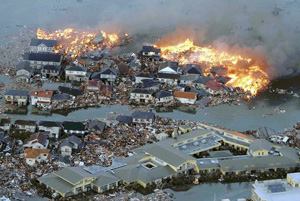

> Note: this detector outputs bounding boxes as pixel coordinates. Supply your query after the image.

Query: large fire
[156,39,269,95]
[36,28,122,58]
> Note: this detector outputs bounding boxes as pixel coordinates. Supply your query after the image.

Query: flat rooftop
[252,179,300,201]
[288,172,300,183]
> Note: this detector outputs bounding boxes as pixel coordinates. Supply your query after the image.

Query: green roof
[114,162,176,184]
[219,155,299,173]
[38,173,74,194]
[92,171,120,187]
[134,143,194,167]
[55,167,93,185]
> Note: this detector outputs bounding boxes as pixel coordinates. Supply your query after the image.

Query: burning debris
[36,28,132,58]
[155,39,269,96]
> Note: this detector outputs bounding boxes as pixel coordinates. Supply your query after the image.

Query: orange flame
[155,39,269,95]
[37,28,121,58]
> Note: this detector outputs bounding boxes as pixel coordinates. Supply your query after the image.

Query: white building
[157,73,179,85]
[30,90,53,106]
[23,132,49,149]
[154,91,174,103]
[252,173,300,201]
[130,89,153,103]
[132,111,155,124]
[65,66,88,82]
[24,148,50,166]
[29,38,57,53]
[173,91,197,104]
[158,61,178,74]
[38,121,62,139]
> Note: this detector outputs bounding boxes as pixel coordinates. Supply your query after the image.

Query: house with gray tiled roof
[154,91,173,103]
[42,65,61,78]
[23,132,49,149]
[130,88,153,103]
[38,121,62,139]
[132,111,155,124]
[15,61,33,83]
[4,90,29,106]
[29,38,57,53]
[65,66,88,82]
[24,52,62,70]
[59,135,83,157]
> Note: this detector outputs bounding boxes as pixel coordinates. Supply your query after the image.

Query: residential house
[29,38,57,53]
[98,67,118,82]
[157,73,179,85]
[140,45,161,58]
[184,64,203,75]
[0,118,11,131]
[192,76,212,89]
[173,91,197,104]
[248,139,272,157]
[23,52,62,71]
[15,61,33,83]
[63,121,86,136]
[24,148,50,166]
[86,80,101,92]
[135,72,154,84]
[130,89,153,103]
[132,111,155,124]
[179,74,200,85]
[140,80,160,91]
[41,65,61,78]
[30,90,53,106]
[23,132,49,149]
[58,86,84,97]
[38,121,62,139]
[38,167,120,197]
[4,90,29,106]
[89,120,107,132]
[205,80,225,95]
[158,61,178,74]
[65,66,88,82]
[154,91,174,103]
[59,135,83,157]
[14,120,37,133]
